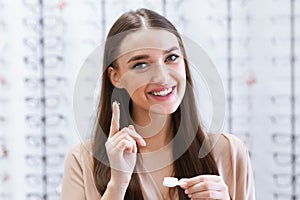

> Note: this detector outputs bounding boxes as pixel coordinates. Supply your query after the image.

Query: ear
[108,66,122,88]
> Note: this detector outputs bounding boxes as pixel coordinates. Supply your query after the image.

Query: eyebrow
[163,46,179,54]
[127,46,180,64]
[127,55,150,64]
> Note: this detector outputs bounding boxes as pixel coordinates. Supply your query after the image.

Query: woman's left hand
[179,175,230,200]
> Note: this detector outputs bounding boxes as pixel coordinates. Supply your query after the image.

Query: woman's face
[109,29,186,115]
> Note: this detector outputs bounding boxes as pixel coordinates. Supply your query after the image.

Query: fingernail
[141,140,146,146]
[128,125,134,130]
[184,189,188,194]
[113,100,120,106]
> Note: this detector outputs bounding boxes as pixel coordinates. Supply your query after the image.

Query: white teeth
[151,87,173,96]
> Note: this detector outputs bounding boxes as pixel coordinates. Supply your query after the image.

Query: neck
[132,108,173,153]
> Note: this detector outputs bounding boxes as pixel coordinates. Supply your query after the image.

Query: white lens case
[163,177,180,187]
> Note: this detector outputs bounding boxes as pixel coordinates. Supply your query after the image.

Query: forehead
[119,29,180,56]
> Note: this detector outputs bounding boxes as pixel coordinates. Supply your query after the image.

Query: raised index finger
[109,101,120,137]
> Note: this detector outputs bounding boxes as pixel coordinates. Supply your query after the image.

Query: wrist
[110,169,132,186]
[102,180,128,200]
[107,179,129,190]
[107,179,129,193]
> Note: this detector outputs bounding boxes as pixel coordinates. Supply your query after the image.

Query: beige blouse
[61,133,256,200]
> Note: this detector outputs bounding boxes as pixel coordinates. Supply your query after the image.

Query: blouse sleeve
[61,145,86,200]
[212,133,256,200]
[234,141,256,200]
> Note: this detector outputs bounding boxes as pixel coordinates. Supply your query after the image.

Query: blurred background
[0,0,299,199]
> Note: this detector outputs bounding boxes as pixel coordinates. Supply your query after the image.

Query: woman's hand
[179,175,230,200]
[105,102,146,186]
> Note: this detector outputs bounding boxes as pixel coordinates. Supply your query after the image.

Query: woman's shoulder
[65,142,94,169]
[62,142,101,199]
[210,132,247,150]
[67,143,82,157]
[223,132,246,146]
[209,132,250,162]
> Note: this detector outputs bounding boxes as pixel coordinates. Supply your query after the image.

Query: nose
[150,64,170,84]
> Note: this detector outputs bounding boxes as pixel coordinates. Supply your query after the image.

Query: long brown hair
[92,8,219,199]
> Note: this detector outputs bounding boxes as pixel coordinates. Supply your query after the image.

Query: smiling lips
[148,86,176,97]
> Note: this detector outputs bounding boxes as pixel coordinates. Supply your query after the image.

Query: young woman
[61,8,255,200]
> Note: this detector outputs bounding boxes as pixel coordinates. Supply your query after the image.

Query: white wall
[0,0,299,199]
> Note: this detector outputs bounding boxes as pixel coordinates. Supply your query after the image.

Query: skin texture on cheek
[120,71,152,97]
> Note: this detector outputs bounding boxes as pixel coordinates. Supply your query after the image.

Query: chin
[150,103,180,115]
